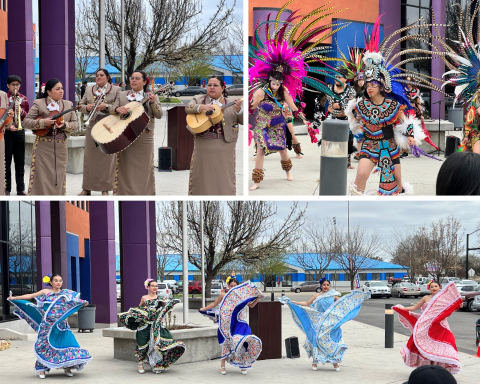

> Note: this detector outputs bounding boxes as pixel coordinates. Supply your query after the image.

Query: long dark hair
[436,152,480,195]
[208,76,227,97]
[267,70,285,101]
[319,277,331,286]
[42,78,62,98]
[132,70,149,92]
[96,68,113,84]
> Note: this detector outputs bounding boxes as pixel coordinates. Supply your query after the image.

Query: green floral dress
[119,298,186,372]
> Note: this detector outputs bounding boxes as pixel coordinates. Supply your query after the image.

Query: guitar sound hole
[120,112,132,120]
[205,110,214,116]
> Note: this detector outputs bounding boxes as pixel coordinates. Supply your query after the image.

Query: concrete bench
[25,132,85,174]
[102,325,221,364]
[418,120,455,153]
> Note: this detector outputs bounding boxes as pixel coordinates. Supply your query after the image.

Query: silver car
[362,281,391,298]
[391,282,421,298]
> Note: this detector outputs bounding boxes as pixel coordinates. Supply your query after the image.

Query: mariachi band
[0,70,243,196]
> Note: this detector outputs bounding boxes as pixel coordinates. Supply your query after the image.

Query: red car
[188,281,203,294]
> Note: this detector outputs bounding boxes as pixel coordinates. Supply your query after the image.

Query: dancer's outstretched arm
[402,296,426,312]
[292,293,319,307]
[199,293,225,312]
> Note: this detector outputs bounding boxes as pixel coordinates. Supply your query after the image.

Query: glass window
[407,0,420,5]
[372,273,381,280]
[359,273,367,281]
[371,282,387,287]
[282,274,292,287]
[421,0,430,6]
[8,202,20,244]
[305,273,315,282]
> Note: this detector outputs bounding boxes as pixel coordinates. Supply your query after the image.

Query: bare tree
[290,217,338,280]
[75,10,96,83]
[157,201,307,298]
[332,225,382,290]
[76,0,236,81]
[216,12,243,83]
[156,213,182,282]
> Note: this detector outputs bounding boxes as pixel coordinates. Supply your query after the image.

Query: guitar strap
[203,95,227,128]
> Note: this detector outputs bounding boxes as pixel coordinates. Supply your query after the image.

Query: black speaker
[285,336,300,358]
[444,136,460,158]
[158,147,172,172]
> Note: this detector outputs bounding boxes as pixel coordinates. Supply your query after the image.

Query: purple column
[120,201,155,311]
[7,0,35,104]
[431,0,446,120]
[379,0,402,66]
[39,0,72,102]
[35,202,52,290]
[89,201,117,325]
[50,202,68,287]
[149,201,157,280]
[68,0,76,103]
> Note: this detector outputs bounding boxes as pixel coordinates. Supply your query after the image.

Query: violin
[34,107,79,136]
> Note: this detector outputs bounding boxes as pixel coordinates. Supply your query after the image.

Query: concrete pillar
[39,0,73,102]
[7,1,35,104]
[120,201,156,311]
[89,201,117,326]
[79,238,92,303]
[35,202,52,289]
[149,201,157,280]
[68,0,76,102]
[431,0,446,120]
[378,0,402,66]
[50,202,68,287]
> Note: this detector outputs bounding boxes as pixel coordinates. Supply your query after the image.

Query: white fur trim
[362,51,384,62]
[400,182,414,195]
[348,181,364,196]
[345,98,363,135]
[394,114,425,150]
[442,69,462,78]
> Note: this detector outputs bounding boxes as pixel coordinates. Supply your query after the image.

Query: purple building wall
[120,201,156,311]
[431,0,446,120]
[7,1,35,104]
[35,202,52,290]
[379,0,402,66]
[89,201,117,325]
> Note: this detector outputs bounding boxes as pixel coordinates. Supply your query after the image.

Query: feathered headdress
[441,1,480,106]
[249,0,350,103]
[336,34,365,83]
[361,14,449,108]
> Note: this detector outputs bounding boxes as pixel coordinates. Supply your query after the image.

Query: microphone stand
[428,100,444,156]
[53,124,58,187]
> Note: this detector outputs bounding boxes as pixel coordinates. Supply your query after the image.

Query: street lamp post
[466,229,480,280]
[99,0,106,67]
[182,201,188,324]
[121,0,125,84]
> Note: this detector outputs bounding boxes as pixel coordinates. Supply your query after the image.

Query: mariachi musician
[23,78,78,195]
[78,68,120,196]
[185,76,243,195]
[112,70,162,195]
[0,89,14,196]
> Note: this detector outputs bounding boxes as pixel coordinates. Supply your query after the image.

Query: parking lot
[281,291,480,355]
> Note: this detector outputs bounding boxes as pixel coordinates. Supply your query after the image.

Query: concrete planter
[418,120,455,153]
[103,325,220,364]
[25,132,85,174]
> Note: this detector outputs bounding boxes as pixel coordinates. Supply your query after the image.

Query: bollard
[282,290,285,297]
[385,303,394,348]
[319,119,349,195]
[271,292,274,301]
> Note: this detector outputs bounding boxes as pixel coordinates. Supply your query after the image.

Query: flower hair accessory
[319,277,328,285]
[144,278,154,289]
[43,274,52,287]
[226,271,236,284]
[145,76,151,86]
[426,279,434,289]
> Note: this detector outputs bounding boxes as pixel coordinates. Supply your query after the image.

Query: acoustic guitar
[34,107,80,136]
[91,83,175,155]
[0,98,16,140]
[186,98,243,134]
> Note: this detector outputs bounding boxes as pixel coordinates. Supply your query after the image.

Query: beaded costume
[119,298,186,372]
[279,290,369,365]
[9,290,92,373]
[393,282,462,374]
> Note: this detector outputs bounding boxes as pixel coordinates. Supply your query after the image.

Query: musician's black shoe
[17,191,27,196]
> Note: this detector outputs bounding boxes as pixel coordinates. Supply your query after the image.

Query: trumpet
[84,88,107,128]
[15,90,23,131]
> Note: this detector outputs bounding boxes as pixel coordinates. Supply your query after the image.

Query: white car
[211,282,224,296]
[162,280,179,294]
[157,283,174,300]
[362,281,391,298]
[116,280,121,301]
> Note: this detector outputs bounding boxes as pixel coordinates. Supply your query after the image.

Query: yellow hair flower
[43,276,51,284]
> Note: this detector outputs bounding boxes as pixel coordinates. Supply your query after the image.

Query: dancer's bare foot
[39,371,46,379]
[286,171,293,181]
[312,363,318,371]
[249,183,260,191]
[102,191,110,196]
[333,363,340,371]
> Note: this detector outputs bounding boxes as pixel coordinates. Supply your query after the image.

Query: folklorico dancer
[279,278,370,372]
[8,274,91,379]
[78,68,120,196]
[0,88,14,196]
[248,1,348,191]
[393,281,462,374]
[23,79,78,196]
[441,0,480,154]
[345,15,447,196]
[112,71,162,195]
[5,75,29,196]
[119,279,185,374]
[199,278,263,375]
[185,76,243,196]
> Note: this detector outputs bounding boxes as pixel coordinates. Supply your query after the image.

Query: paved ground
[1,298,479,383]
[10,96,244,196]
[248,127,459,197]
[288,292,480,355]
